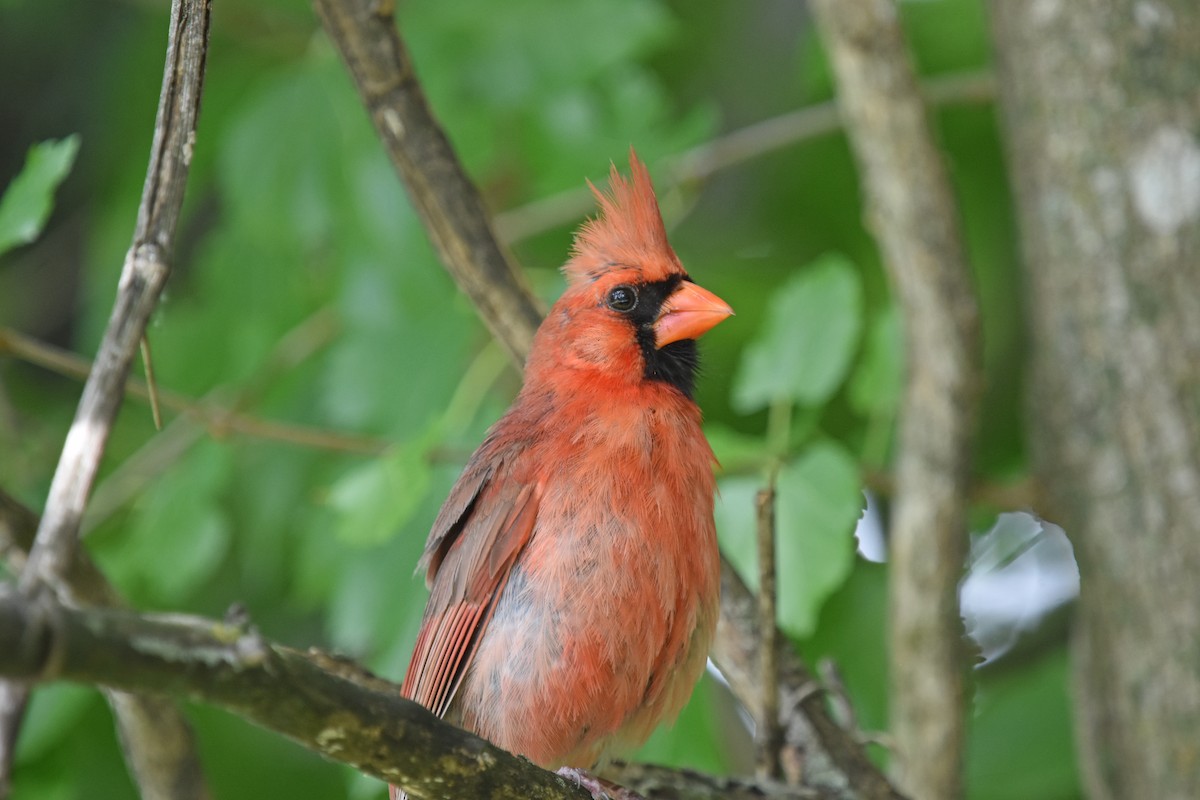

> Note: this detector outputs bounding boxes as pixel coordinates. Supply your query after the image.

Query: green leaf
[967,649,1080,800]
[130,445,232,603]
[800,558,890,732]
[92,442,233,606]
[704,422,769,476]
[321,464,460,657]
[14,685,96,763]
[732,253,863,412]
[714,474,762,592]
[776,441,863,636]
[330,443,433,547]
[716,439,863,638]
[848,304,904,416]
[0,136,80,256]
[631,673,737,775]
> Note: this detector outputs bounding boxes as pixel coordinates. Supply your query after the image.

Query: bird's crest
[565,148,682,286]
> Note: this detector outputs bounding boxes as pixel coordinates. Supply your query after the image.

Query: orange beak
[653,281,734,347]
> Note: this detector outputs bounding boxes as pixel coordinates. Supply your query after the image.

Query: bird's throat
[637,334,699,398]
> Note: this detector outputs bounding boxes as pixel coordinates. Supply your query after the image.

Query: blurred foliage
[0,136,79,256]
[0,0,1073,798]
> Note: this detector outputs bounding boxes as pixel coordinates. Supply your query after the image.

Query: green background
[0,0,1073,798]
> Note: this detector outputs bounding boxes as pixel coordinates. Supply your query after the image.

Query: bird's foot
[555,767,645,800]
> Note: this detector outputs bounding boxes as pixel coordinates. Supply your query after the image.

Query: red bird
[392,151,732,799]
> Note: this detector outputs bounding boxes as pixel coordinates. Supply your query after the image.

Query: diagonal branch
[0,588,841,800]
[808,2,982,799]
[0,322,389,459]
[494,70,994,243]
[17,0,210,598]
[1,488,211,800]
[0,1,214,797]
[714,559,906,800]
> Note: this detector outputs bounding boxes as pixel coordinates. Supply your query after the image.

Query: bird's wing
[400,454,539,718]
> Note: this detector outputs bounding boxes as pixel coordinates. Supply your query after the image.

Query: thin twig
[755,480,782,780]
[0,0,214,796]
[139,335,163,430]
[0,326,390,457]
[807,2,982,799]
[817,660,860,738]
[713,560,906,800]
[493,70,994,243]
[0,490,121,608]
[80,306,366,531]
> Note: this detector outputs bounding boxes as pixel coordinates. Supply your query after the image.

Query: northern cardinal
[392,151,731,800]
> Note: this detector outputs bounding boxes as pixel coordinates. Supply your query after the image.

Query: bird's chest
[456,401,720,764]
[505,403,718,666]
[530,404,714,598]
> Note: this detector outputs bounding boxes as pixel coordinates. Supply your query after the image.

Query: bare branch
[4,496,856,800]
[494,70,995,243]
[18,0,211,596]
[604,760,831,800]
[0,326,391,459]
[755,482,782,780]
[807,2,981,799]
[0,589,854,800]
[0,490,119,608]
[713,560,906,800]
[0,0,214,795]
[0,591,583,800]
[0,489,210,800]
[108,693,210,800]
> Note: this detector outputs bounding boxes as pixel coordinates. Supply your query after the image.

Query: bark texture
[988,3,1200,798]
[0,1,214,796]
[808,2,980,798]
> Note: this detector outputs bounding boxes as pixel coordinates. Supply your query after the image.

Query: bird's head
[528,150,732,399]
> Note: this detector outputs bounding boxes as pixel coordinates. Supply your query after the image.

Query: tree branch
[1,494,865,800]
[494,70,995,243]
[713,559,906,800]
[807,2,982,799]
[754,482,782,780]
[0,490,119,608]
[0,0,214,796]
[1,487,210,800]
[0,588,848,800]
[17,0,210,598]
[604,760,829,800]
[0,325,390,459]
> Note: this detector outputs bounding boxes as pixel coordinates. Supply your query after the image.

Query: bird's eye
[606,285,638,313]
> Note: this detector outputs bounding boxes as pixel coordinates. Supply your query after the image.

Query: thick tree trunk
[987,2,1200,798]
